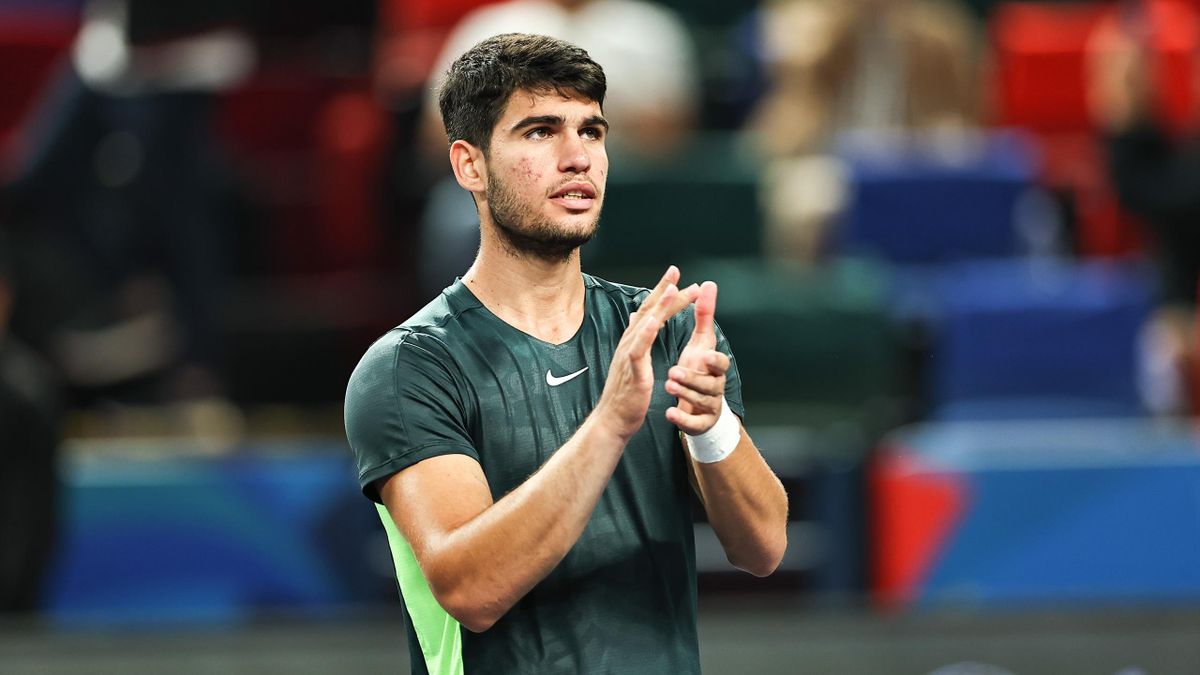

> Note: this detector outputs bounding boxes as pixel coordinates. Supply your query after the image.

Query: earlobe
[450,140,487,194]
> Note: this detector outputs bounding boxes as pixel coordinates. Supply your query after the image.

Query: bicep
[378,454,495,564]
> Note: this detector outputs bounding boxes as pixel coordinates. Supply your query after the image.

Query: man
[345,33,788,674]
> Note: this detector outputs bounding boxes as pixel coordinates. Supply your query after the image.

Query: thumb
[689,281,718,348]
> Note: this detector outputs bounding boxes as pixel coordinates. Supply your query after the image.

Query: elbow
[428,576,503,633]
[732,550,783,578]
[449,605,500,634]
[730,530,788,578]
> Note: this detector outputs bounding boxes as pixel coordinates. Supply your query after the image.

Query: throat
[509,307,585,345]
[461,271,588,346]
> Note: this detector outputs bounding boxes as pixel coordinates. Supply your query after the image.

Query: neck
[462,222,587,345]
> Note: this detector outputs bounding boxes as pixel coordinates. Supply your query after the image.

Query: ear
[449,139,487,196]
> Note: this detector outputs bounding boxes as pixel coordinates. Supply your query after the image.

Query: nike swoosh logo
[546,366,589,387]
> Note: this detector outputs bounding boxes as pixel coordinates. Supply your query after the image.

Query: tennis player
[345,33,788,674]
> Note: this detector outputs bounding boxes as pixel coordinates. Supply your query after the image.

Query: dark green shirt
[344,274,743,675]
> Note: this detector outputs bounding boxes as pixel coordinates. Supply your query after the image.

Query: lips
[550,182,597,200]
[549,181,598,211]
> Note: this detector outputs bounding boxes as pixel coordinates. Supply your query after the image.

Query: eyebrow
[510,114,610,133]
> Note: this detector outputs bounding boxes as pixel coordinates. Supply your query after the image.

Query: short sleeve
[344,331,478,503]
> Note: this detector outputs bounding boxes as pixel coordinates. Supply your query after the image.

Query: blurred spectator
[0,233,60,612]
[3,0,254,406]
[746,0,979,262]
[370,0,496,292]
[422,0,700,162]
[1089,3,1200,415]
[410,0,702,294]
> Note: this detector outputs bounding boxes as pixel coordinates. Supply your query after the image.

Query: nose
[558,131,591,174]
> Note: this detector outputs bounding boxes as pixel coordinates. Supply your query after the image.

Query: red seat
[0,12,77,170]
[374,0,503,95]
[988,1,1200,257]
[989,2,1110,134]
[313,88,390,271]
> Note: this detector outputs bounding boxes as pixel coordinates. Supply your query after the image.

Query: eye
[525,127,551,140]
[581,127,604,141]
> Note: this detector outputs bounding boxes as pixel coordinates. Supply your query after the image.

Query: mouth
[549,182,598,210]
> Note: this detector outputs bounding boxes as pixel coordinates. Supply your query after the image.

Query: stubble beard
[486,174,601,264]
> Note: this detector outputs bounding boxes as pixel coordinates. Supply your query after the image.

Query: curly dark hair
[437,33,606,154]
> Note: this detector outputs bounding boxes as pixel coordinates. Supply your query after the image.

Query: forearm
[690,427,789,577]
[424,412,628,630]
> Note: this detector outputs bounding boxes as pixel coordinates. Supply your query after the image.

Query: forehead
[496,89,603,127]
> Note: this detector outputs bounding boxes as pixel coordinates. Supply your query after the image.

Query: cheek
[516,158,542,185]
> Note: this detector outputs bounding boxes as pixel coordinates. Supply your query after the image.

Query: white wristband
[686,398,740,464]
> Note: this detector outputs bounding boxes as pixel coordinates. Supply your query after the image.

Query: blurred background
[1,0,1200,673]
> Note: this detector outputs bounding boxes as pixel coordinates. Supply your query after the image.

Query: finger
[665,379,721,413]
[638,265,681,316]
[668,365,724,396]
[688,281,718,348]
[621,310,639,338]
[626,285,675,356]
[666,406,715,436]
[624,282,690,340]
[658,283,700,323]
[701,350,730,376]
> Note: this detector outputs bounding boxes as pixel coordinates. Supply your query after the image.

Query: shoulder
[584,273,657,323]
[585,273,650,305]
[347,288,480,398]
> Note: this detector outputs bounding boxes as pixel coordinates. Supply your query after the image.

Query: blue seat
[837,131,1045,265]
[45,446,387,624]
[926,259,1154,420]
[874,418,1200,607]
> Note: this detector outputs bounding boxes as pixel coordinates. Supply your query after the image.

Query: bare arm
[683,424,789,577]
[379,269,699,632]
[666,282,789,577]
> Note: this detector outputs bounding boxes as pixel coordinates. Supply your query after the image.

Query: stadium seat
[990,0,1199,136]
[314,89,390,271]
[925,259,1154,419]
[989,2,1108,134]
[836,131,1045,265]
[873,418,1200,608]
[687,256,901,420]
[45,444,390,623]
[0,11,76,163]
[651,0,750,29]
[585,134,763,280]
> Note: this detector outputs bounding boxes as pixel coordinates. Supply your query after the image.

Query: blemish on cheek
[518,158,540,181]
